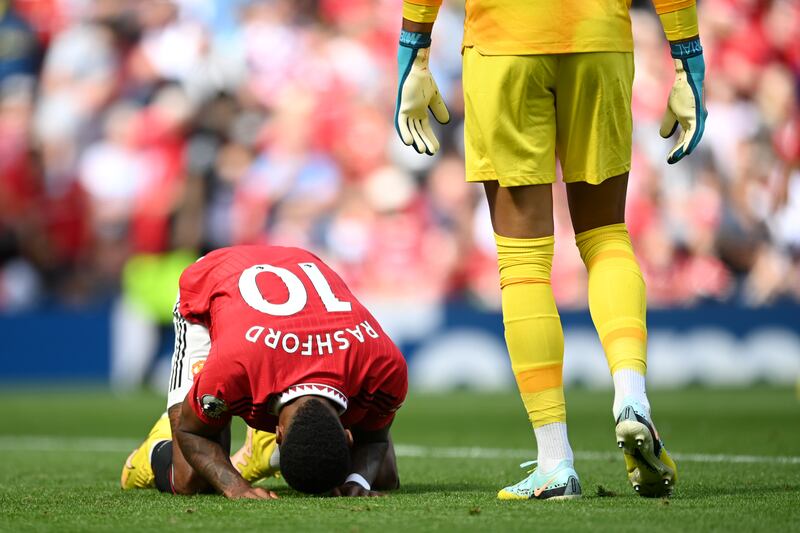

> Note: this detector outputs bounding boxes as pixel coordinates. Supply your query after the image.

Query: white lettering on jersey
[238,262,352,317]
[299,262,352,312]
[334,330,350,350]
[282,333,299,353]
[317,333,333,355]
[264,328,281,349]
[346,324,364,343]
[239,264,307,316]
[361,321,379,339]
[245,325,264,343]
[242,320,382,357]
[301,336,314,356]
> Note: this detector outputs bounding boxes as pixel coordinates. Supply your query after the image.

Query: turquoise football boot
[615,398,678,497]
[497,460,581,501]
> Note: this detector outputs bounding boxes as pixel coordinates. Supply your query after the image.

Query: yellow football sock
[575,223,647,376]
[495,233,566,428]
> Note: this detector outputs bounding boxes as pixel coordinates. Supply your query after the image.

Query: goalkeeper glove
[395,29,450,155]
[660,37,707,164]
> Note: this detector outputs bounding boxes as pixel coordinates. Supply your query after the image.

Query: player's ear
[344,429,353,448]
[275,425,285,444]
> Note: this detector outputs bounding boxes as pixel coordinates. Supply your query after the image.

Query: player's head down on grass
[277,397,352,494]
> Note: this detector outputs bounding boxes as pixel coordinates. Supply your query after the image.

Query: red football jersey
[179,245,407,432]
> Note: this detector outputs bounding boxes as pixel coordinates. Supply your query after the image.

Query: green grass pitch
[1,386,798,532]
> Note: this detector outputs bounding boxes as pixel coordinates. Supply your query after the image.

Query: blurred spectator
[1,0,800,315]
[0,0,39,84]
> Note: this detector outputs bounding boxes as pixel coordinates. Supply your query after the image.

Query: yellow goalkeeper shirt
[463,0,634,54]
[401,0,696,55]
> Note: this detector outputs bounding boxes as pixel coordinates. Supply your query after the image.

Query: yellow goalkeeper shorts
[463,47,634,186]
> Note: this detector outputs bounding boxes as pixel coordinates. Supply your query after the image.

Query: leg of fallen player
[484,181,582,500]
[567,173,678,497]
[157,404,228,495]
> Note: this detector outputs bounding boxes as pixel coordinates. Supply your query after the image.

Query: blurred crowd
[1,0,799,313]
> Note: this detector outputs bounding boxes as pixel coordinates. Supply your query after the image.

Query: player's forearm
[651,0,699,42]
[175,429,251,497]
[348,427,395,487]
[403,19,434,32]
[349,440,390,486]
[401,0,441,32]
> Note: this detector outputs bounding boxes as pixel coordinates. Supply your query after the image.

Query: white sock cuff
[534,422,574,472]
[612,368,649,418]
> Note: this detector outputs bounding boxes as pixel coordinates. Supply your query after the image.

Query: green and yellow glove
[659,37,707,164]
[395,29,450,155]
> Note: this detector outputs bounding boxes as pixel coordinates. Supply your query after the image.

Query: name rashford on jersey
[175,245,407,433]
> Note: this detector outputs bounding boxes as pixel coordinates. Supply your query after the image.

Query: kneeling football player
[121,245,408,499]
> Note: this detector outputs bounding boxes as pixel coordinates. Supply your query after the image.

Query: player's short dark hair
[279,398,350,494]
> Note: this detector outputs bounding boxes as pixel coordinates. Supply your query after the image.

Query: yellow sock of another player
[575,223,647,380]
[496,234,565,429]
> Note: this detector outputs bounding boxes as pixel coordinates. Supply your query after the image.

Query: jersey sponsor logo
[200,394,228,419]
[244,320,381,356]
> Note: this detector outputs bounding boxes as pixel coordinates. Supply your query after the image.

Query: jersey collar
[273,383,348,415]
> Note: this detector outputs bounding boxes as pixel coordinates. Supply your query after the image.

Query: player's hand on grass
[660,37,707,164]
[225,486,279,500]
[330,482,385,498]
[395,30,450,156]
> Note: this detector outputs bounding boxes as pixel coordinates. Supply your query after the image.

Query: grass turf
[0,386,798,532]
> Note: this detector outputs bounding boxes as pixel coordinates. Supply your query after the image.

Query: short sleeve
[351,353,408,431]
[355,405,399,432]
[178,254,221,325]
[187,357,243,428]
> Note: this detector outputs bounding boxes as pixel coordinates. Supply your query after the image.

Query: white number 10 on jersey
[238,263,352,317]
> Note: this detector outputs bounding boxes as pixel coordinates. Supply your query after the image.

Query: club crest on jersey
[190,357,206,377]
[200,394,228,419]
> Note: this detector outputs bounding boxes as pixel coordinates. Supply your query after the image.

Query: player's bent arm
[167,403,218,494]
[332,425,397,497]
[175,401,277,500]
[371,432,400,491]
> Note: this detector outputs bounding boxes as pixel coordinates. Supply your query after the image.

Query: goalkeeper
[395,0,706,499]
